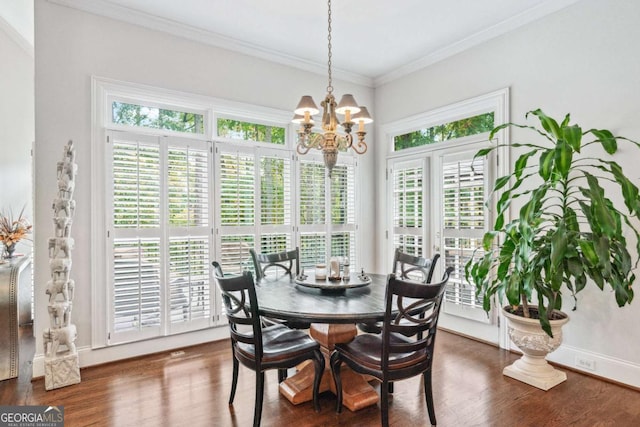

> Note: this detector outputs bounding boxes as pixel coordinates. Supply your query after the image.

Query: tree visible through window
[112,101,205,134]
[217,118,285,144]
[394,112,494,150]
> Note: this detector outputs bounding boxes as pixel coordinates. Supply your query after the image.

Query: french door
[387,136,499,344]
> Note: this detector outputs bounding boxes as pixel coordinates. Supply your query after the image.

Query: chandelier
[293,0,373,176]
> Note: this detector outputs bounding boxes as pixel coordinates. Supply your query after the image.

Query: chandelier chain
[326,0,333,94]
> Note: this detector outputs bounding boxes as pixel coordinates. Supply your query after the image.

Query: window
[394,112,494,151]
[94,78,361,347]
[217,118,285,144]
[112,101,205,134]
[107,131,213,344]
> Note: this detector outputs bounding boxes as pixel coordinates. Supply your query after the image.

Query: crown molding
[46,0,373,88]
[374,0,583,86]
[0,14,33,57]
[48,0,582,88]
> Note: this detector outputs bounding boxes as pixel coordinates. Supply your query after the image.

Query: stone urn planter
[502,306,569,391]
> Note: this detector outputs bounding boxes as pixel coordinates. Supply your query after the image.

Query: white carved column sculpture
[44,140,81,390]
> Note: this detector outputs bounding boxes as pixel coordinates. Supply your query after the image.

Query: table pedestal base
[278,324,379,411]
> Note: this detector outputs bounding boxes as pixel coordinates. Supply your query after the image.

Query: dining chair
[358,249,440,334]
[212,261,324,427]
[330,267,454,427]
[393,249,440,283]
[250,247,300,280]
[250,247,311,333]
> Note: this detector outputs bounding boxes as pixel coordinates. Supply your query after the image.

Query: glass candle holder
[315,263,327,280]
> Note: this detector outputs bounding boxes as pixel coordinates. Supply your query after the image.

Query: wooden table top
[255,273,388,324]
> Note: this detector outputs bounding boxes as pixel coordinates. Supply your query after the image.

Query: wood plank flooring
[2,326,640,426]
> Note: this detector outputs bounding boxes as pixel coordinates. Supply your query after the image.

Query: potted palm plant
[465,109,640,389]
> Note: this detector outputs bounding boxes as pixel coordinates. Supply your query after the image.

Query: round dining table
[255,272,389,412]
[255,272,387,323]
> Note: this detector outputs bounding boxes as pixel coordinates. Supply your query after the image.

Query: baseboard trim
[438,326,498,348]
[440,328,640,390]
[546,345,640,390]
[33,326,229,379]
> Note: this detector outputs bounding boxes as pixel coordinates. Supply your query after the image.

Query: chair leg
[388,382,394,393]
[311,349,325,412]
[229,354,239,404]
[329,351,343,414]
[278,368,288,383]
[254,371,265,427]
[423,370,436,426]
[381,380,390,427]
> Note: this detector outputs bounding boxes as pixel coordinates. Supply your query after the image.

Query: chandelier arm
[351,134,368,154]
[344,133,353,149]
[296,140,313,155]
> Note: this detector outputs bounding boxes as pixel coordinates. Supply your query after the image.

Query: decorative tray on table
[294,272,371,291]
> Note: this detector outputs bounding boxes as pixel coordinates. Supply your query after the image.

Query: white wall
[375,0,640,386]
[33,1,375,374]
[0,20,33,253]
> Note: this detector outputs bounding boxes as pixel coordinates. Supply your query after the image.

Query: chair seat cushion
[262,316,311,330]
[335,332,428,370]
[237,324,319,363]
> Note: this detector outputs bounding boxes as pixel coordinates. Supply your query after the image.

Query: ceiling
[52,0,581,86]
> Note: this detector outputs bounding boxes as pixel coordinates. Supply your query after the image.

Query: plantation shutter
[216,146,256,275]
[110,134,163,342]
[258,149,293,255]
[296,156,358,269]
[167,143,212,332]
[391,159,425,256]
[298,159,327,268]
[330,161,357,267]
[441,152,488,318]
[108,131,214,344]
[215,145,294,277]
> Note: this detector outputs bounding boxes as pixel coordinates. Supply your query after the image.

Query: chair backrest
[250,247,300,280]
[381,267,454,372]
[212,261,264,359]
[392,248,440,283]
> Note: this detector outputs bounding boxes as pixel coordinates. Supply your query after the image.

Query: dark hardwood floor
[2,325,640,426]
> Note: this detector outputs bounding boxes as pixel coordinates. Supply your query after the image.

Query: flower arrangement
[0,207,32,257]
